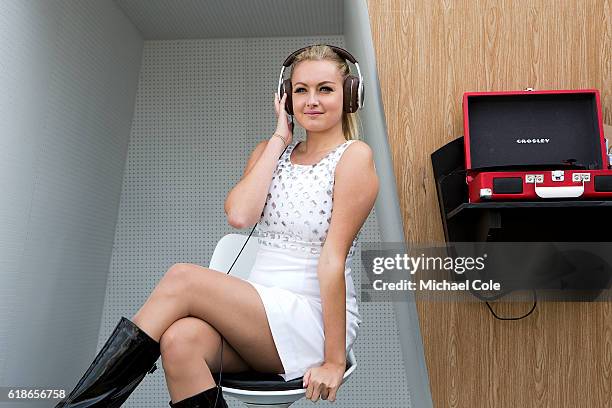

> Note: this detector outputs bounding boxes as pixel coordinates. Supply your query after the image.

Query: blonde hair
[290,45,360,141]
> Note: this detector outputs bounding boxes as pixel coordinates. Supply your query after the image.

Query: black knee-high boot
[168,385,228,408]
[54,316,161,408]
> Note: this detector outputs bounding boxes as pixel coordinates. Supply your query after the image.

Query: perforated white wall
[101,36,410,407]
[0,1,142,407]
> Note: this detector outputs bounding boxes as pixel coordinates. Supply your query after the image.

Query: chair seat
[213,359,354,392]
[215,372,304,391]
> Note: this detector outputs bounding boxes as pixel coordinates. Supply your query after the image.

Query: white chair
[208,233,358,407]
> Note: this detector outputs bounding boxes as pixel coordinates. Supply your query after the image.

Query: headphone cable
[213,137,290,406]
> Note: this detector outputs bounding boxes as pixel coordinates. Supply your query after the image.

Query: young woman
[55,44,379,408]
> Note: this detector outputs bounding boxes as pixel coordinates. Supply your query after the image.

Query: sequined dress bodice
[255,139,360,258]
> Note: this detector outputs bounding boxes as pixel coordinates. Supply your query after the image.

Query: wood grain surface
[367,0,612,406]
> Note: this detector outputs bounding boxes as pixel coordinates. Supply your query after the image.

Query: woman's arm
[224,136,286,229]
[225,93,293,229]
[305,140,379,402]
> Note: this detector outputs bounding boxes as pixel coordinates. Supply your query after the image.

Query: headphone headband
[282,44,358,67]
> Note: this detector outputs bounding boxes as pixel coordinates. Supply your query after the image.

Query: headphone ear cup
[343,75,360,113]
[282,79,293,115]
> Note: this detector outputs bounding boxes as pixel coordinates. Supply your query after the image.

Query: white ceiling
[114,0,344,40]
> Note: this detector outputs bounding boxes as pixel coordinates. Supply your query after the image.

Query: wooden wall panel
[367,0,612,407]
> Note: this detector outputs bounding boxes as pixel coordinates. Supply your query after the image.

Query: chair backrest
[209,233,260,280]
[343,348,357,383]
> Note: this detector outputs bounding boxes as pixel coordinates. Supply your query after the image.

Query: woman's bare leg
[131,263,284,401]
[160,317,251,403]
[132,263,194,342]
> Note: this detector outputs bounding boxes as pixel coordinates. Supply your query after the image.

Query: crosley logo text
[516,138,550,144]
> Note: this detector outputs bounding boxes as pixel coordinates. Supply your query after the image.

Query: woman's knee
[161,263,221,307]
[159,263,199,294]
[160,317,220,368]
[164,263,217,284]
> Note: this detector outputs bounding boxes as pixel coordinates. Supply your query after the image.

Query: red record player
[462,89,609,202]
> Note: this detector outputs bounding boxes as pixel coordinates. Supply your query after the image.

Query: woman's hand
[273,92,293,146]
[303,361,345,403]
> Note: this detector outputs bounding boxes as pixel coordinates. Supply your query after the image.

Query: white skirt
[244,242,361,381]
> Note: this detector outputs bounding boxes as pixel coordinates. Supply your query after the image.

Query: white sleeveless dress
[244,139,362,381]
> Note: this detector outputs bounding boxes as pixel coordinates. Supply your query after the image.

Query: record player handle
[534,183,584,198]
